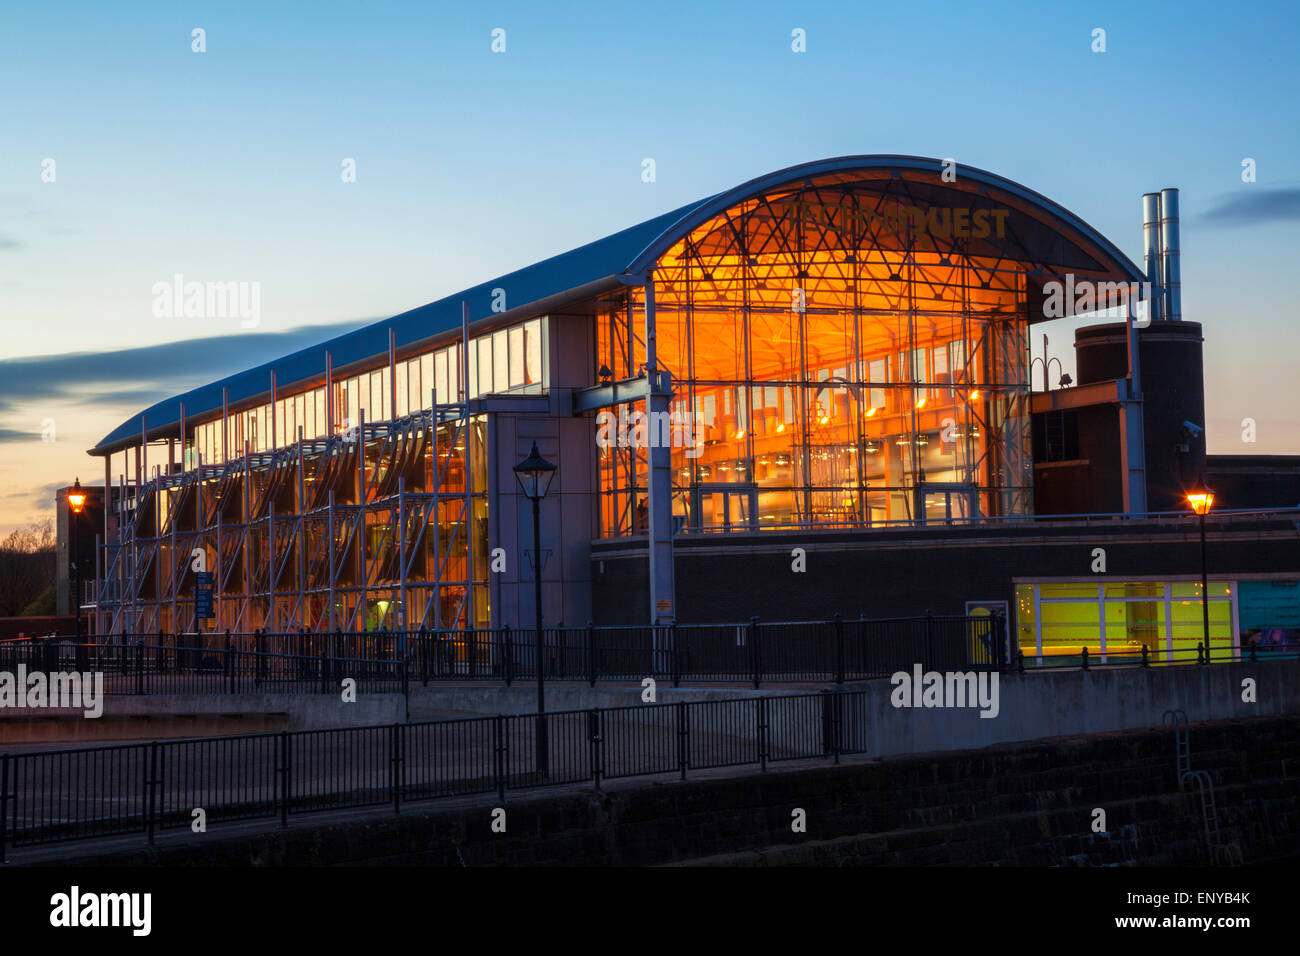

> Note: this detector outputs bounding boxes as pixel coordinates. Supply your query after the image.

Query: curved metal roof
[92,155,1143,456]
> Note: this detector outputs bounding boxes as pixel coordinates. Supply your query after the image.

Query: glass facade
[155,313,542,633]
[590,169,1120,537]
[191,316,545,467]
[1016,580,1238,664]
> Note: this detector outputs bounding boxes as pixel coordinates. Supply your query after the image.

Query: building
[54,482,108,622]
[84,156,1300,662]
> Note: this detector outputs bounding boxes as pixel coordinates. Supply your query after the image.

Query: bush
[21,585,56,615]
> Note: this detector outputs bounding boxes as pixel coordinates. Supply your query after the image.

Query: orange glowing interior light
[1187,492,1214,515]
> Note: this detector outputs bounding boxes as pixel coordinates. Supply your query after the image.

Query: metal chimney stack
[1159,187,1181,321]
[1142,193,1163,323]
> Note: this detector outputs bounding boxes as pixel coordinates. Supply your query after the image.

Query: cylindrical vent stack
[1142,193,1163,324]
[1159,187,1181,321]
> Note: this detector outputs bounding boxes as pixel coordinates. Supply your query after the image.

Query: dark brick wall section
[592,520,1300,624]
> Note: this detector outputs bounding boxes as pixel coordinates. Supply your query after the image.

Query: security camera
[1182,421,1204,438]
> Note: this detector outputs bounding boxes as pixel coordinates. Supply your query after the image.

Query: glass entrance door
[918,482,978,526]
[695,484,757,532]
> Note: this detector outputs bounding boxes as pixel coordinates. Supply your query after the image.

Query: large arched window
[597,166,1134,536]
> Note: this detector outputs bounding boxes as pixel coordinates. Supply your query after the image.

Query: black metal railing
[7,615,1001,689]
[0,633,1291,860]
[0,639,407,697]
[272,614,1000,686]
[0,689,862,855]
[1015,640,1296,671]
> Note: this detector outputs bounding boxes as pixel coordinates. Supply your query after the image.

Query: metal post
[587,620,596,687]
[0,753,8,863]
[750,616,760,688]
[420,625,429,685]
[278,730,290,828]
[676,701,688,781]
[146,740,159,845]
[670,621,680,688]
[327,490,335,633]
[532,493,547,778]
[390,723,403,814]
[831,692,841,764]
[588,709,602,790]
[503,624,512,686]
[72,504,81,645]
[1199,510,1210,659]
[834,613,845,684]
[494,714,506,802]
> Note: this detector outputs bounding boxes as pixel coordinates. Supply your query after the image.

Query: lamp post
[1187,487,1214,660]
[67,478,87,644]
[514,442,557,777]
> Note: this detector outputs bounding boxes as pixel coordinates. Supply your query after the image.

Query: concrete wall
[410,660,1300,762]
[408,680,790,716]
[485,312,599,631]
[842,657,1300,759]
[0,692,406,744]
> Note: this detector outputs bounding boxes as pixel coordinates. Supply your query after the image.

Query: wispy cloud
[0,427,41,443]
[0,321,370,416]
[1202,188,1300,226]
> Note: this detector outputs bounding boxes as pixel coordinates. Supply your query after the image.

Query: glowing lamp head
[513,442,557,501]
[1187,491,1214,516]
[67,478,86,514]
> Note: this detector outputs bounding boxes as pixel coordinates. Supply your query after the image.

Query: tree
[0,520,57,617]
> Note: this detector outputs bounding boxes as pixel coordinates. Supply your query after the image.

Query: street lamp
[66,478,86,644]
[1187,487,1215,660]
[514,442,557,776]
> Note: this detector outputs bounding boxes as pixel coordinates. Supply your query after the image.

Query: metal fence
[0,688,864,856]
[0,631,1289,859]
[38,614,1000,688]
[0,639,407,697]
[1016,640,1296,670]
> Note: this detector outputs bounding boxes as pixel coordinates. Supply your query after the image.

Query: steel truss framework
[97,404,488,637]
[594,169,1121,535]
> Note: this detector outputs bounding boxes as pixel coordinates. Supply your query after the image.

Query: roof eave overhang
[86,274,628,457]
[620,154,1145,283]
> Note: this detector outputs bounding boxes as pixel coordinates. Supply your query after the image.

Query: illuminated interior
[596,169,1127,536]
[1016,581,1236,663]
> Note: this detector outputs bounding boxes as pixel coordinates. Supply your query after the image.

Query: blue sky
[1,0,1298,531]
